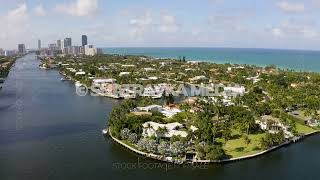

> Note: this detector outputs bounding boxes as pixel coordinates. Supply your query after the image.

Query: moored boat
[75,81,83,87]
[102,129,109,136]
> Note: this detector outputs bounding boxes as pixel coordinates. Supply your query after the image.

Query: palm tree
[304,109,313,118]
[146,123,153,132]
[156,126,169,143]
[211,124,218,144]
[143,123,153,137]
[180,103,191,112]
[187,128,197,143]
[156,127,169,138]
[244,114,255,135]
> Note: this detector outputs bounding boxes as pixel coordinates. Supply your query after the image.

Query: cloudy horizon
[1,0,320,50]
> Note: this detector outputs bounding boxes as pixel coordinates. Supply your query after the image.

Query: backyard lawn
[221,130,266,158]
[296,123,315,134]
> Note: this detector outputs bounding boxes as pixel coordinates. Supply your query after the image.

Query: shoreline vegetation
[41,53,320,164]
[108,127,319,164]
[0,56,18,89]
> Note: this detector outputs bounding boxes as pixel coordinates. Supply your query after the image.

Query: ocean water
[103,47,320,72]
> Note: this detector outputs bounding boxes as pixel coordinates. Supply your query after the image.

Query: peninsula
[43,54,320,164]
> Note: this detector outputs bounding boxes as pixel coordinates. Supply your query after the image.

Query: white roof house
[190,125,199,132]
[148,76,158,80]
[144,68,156,72]
[139,78,149,81]
[228,66,245,72]
[142,86,163,98]
[135,105,182,118]
[75,71,86,76]
[136,105,163,112]
[161,107,182,118]
[256,115,293,138]
[66,68,77,73]
[142,122,188,138]
[224,86,246,95]
[246,76,261,84]
[185,68,195,71]
[120,88,136,99]
[160,62,169,66]
[92,78,116,84]
[119,72,131,76]
[188,61,200,64]
[189,76,208,82]
[121,64,136,68]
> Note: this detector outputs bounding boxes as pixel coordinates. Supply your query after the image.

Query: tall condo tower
[38,40,41,49]
[82,35,88,46]
[18,44,26,54]
[64,38,72,48]
[57,40,62,50]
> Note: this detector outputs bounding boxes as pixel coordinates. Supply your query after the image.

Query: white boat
[102,129,109,135]
[39,65,47,70]
[61,77,71,81]
[151,94,163,99]
[75,81,83,87]
[122,94,136,99]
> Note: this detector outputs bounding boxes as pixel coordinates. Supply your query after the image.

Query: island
[43,54,320,164]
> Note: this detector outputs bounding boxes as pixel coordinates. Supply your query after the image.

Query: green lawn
[221,130,266,158]
[288,112,316,134]
[296,123,315,134]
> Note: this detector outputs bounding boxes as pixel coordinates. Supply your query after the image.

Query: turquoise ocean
[103,47,320,72]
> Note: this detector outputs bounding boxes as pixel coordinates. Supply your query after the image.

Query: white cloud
[191,29,201,36]
[276,1,305,13]
[55,0,98,17]
[159,15,179,33]
[34,4,46,16]
[0,3,33,49]
[207,13,250,33]
[271,28,284,37]
[127,12,180,39]
[129,12,153,38]
[271,21,319,38]
[208,14,236,26]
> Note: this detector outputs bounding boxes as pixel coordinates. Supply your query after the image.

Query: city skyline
[31,34,100,56]
[1,0,320,50]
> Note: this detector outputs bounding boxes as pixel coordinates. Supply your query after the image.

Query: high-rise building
[71,46,80,55]
[82,35,88,46]
[38,40,41,49]
[61,39,64,50]
[48,43,57,50]
[79,46,85,55]
[63,47,69,55]
[84,45,98,56]
[57,40,62,50]
[64,38,72,48]
[4,50,16,56]
[18,44,26,54]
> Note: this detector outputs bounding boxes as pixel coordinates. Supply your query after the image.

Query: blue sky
[1,0,320,50]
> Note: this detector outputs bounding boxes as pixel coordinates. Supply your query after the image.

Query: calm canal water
[1,54,320,180]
